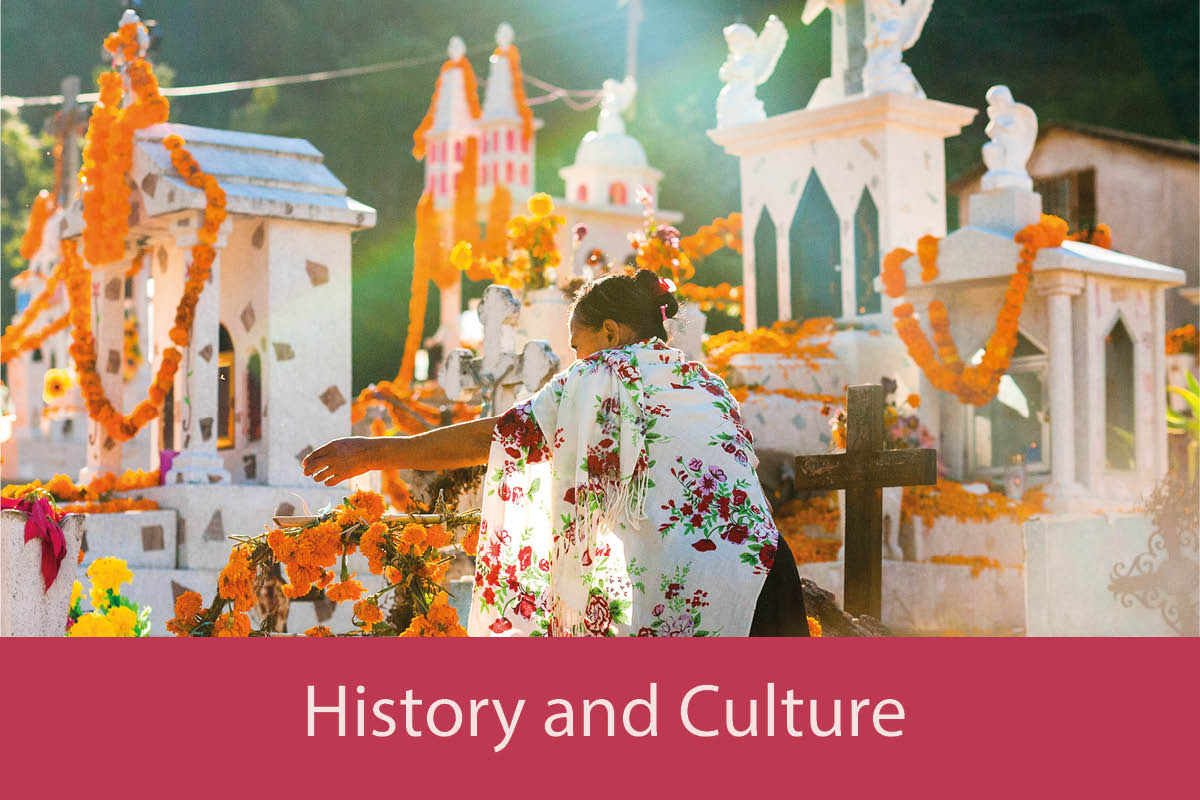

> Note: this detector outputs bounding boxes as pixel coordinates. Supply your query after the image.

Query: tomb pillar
[81,262,128,481]
[165,213,232,485]
[1036,270,1085,507]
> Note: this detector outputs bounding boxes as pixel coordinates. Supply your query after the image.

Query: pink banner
[4,638,1195,795]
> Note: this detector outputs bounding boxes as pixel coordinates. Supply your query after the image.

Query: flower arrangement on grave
[828,379,941,467]
[67,556,151,637]
[773,492,842,566]
[927,554,1005,578]
[882,215,1083,406]
[703,317,836,383]
[1166,324,1198,355]
[450,193,566,291]
[167,490,479,637]
[900,479,1046,530]
[629,188,694,286]
[2,469,160,515]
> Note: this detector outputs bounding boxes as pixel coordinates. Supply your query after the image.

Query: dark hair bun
[634,269,679,320]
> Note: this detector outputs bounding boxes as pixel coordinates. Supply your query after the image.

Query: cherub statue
[716,15,788,129]
[863,0,933,97]
[980,85,1038,192]
[596,76,637,137]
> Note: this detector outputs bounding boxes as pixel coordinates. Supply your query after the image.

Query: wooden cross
[793,384,937,619]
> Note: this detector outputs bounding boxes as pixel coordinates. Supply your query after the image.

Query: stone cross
[802,1,869,102]
[440,285,560,415]
[793,384,937,618]
[44,76,87,207]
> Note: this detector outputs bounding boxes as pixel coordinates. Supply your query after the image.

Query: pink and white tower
[478,23,538,208]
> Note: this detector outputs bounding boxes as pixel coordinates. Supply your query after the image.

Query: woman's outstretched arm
[302,416,499,486]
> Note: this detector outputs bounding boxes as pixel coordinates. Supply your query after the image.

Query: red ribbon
[2,496,67,591]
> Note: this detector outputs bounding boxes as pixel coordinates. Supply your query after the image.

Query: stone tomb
[45,121,378,633]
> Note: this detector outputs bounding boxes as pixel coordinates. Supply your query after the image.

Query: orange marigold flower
[460,524,480,557]
[354,599,384,628]
[304,626,333,637]
[325,577,364,603]
[213,611,252,637]
[166,590,206,636]
[360,522,389,574]
[217,545,257,613]
[400,523,428,553]
[347,489,385,524]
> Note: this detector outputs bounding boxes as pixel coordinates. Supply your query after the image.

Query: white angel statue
[863,0,933,97]
[596,76,637,137]
[981,85,1038,192]
[716,15,788,129]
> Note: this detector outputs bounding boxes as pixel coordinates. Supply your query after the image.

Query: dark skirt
[749,535,810,636]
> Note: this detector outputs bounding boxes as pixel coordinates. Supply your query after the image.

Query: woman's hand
[302,416,500,486]
[302,436,385,487]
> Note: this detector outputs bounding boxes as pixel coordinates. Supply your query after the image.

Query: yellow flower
[450,241,473,271]
[68,612,117,637]
[106,605,138,636]
[527,192,553,218]
[87,556,134,596]
[70,580,82,608]
[42,368,74,403]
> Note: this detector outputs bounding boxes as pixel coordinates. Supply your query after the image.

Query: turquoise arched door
[789,171,842,320]
[854,187,880,315]
[753,207,779,328]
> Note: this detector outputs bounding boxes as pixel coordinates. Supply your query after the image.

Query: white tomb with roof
[702,5,1194,635]
[900,90,1186,509]
[41,98,379,632]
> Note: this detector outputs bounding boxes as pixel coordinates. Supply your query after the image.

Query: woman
[303,270,807,636]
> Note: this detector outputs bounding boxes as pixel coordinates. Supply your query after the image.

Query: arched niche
[854,187,880,315]
[753,207,779,328]
[1104,316,1135,470]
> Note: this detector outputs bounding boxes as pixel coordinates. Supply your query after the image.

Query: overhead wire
[0,10,622,111]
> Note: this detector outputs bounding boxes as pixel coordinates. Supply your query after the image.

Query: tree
[1,111,53,335]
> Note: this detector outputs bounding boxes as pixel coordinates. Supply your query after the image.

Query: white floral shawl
[467,339,779,637]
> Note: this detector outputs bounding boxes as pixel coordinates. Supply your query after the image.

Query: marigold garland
[412,56,481,160]
[886,215,1069,406]
[495,43,534,147]
[2,468,160,504]
[680,213,743,261]
[19,190,58,261]
[482,185,513,261]
[56,19,225,442]
[1,259,68,363]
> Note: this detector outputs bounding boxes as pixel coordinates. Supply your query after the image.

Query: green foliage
[1167,371,1200,440]
[0,111,53,336]
[1,0,1195,392]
